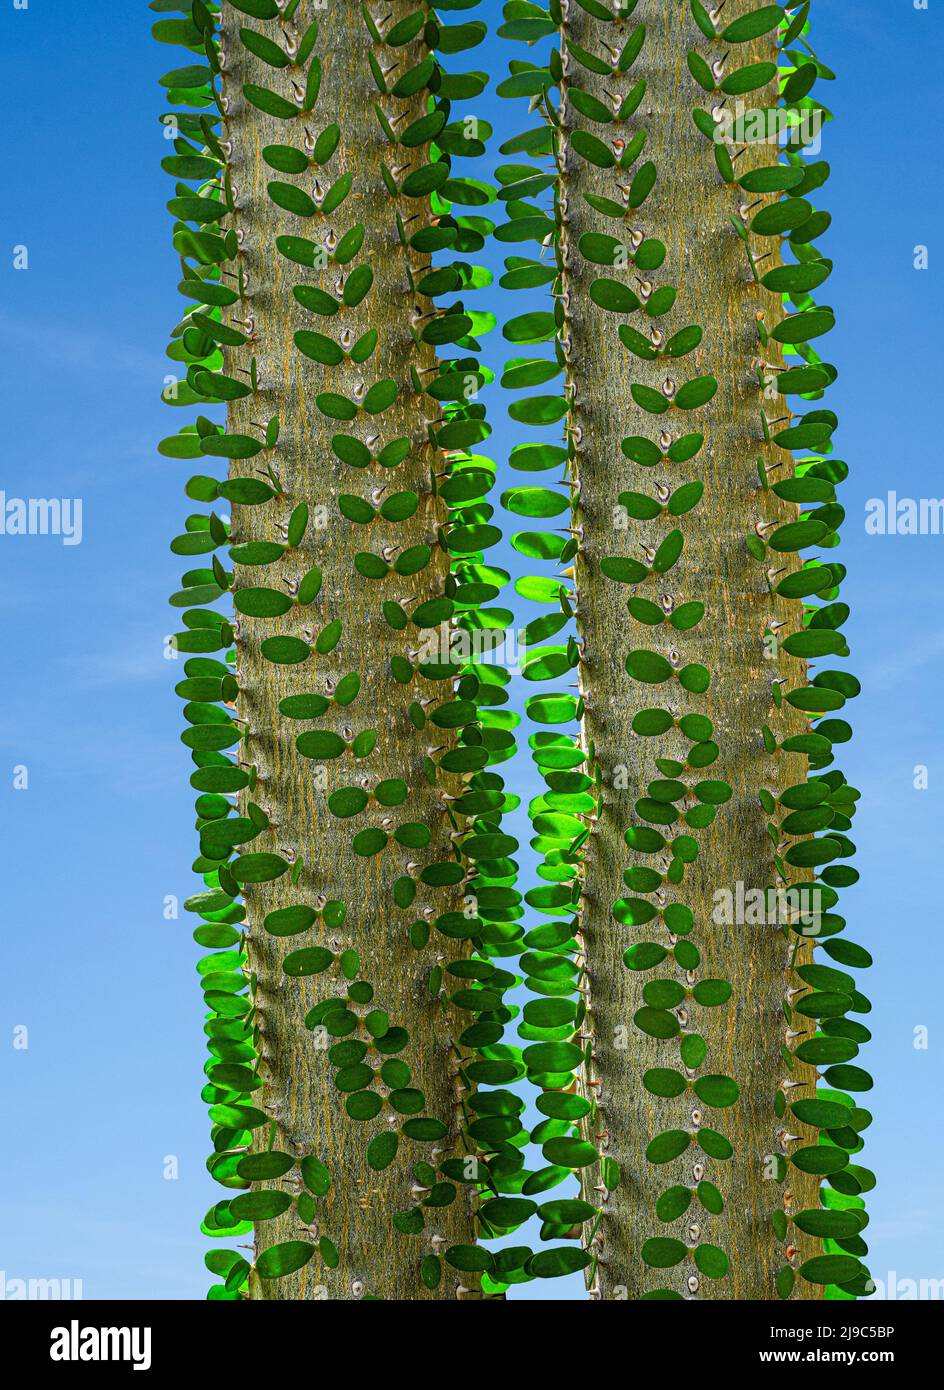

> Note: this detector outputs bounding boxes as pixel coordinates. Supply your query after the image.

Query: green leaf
[401,162,451,198]
[721,61,777,95]
[629,161,657,207]
[791,1099,853,1130]
[264,905,317,937]
[316,392,357,422]
[230,853,289,884]
[696,1128,733,1160]
[234,587,293,618]
[343,263,374,307]
[632,383,669,414]
[687,50,715,92]
[385,10,426,46]
[569,88,613,124]
[352,828,388,857]
[635,1008,681,1041]
[504,311,558,343]
[791,1145,850,1176]
[297,730,347,759]
[230,1191,292,1222]
[674,376,717,410]
[613,896,657,930]
[771,308,835,345]
[239,28,289,68]
[244,84,298,120]
[652,530,684,573]
[255,1241,316,1280]
[601,556,648,584]
[722,6,784,42]
[752,197,813,237]
[295,331,344,365]
[799,1255,866,1287]
[236,1151,295,1182]
[590,278,641,314]
[668,432,704,462]
[501,357,562,391]
[739,165,806,194]
[671,603,705,633]
[627,596,664,626]
[763,261,831,299]
[363,379,398,414]
[642,1237,688,1269]
[264,143,308,174]
[693,1075,739,1108]
[793,1208,864,1239]
[300,1156,331,1197]
[509,394,569,426]
[626,650,673,684]
[664,325,703,358]
[624,942,669,972]
[502,486,569,518]
[283,946,335,978]
[542,1136,599,1169]
[656,1185,693,1222]
[694,1243,729,1279]
[632,710,673,737]
[644,1068,687,1098]
[366,1131,398,1171]
[768,520,828,552]
[480,1196,537,1228]
[230,0,279,16]
[692,979,732,1006]
[621,436,661,468]
[445,1244,494,1272]
[823,1064,873,1093]
[571,130,615,167]
[697,1180,724,1215]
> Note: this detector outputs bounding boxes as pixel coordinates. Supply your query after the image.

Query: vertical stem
[218,0,482,1301]
[559,0,823,1299]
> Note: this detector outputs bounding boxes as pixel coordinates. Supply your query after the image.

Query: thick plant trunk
[558,2,823,1299]
[163,0,864,1303]
[218,0,481,1301]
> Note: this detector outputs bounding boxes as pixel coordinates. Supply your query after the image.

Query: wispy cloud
[0,309,165,381]
[70,629,170,691]
[864,629,944,691]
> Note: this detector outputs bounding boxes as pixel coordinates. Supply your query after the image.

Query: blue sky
[0,0,941,1301]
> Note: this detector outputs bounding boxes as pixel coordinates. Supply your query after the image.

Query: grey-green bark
[559,3,823,1299]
